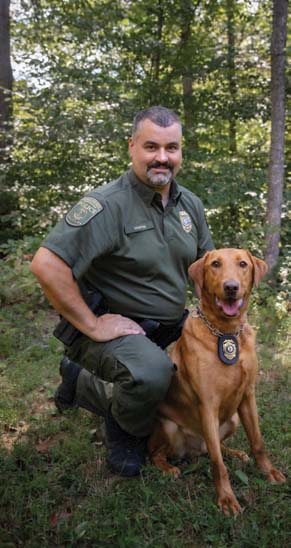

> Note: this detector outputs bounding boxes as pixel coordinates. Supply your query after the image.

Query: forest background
[0,1,290,547]
[0,0,289,265]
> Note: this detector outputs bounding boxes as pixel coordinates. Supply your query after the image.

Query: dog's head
[188,249,268,318]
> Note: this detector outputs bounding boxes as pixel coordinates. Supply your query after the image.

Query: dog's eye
[211,260,221,268]
[239,261,248,268]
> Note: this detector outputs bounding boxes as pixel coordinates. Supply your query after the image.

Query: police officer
[31,106,214,477]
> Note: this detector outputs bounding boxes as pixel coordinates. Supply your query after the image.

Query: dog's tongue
[217,298,243,316]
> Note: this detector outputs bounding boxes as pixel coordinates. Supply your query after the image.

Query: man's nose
[155,148,168,163]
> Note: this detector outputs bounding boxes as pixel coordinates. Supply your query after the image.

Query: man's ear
[128,137,134,157]
[246,251,268,287]
[188,253,208,299]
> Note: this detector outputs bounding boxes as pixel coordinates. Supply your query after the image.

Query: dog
[148,248,286,516]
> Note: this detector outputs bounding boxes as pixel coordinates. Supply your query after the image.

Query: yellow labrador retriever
[148,249,286,516]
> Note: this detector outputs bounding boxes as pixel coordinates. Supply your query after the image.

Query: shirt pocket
[122,220,158,273]
[124,221,155,235]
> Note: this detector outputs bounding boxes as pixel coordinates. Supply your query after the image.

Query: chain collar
[190,306,245,338]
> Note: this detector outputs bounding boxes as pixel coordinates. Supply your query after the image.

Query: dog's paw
[266,468,286,484]
[218,493,243,518]
[240,451,250,463]
[162,465,181,479]
[221,444,250,463]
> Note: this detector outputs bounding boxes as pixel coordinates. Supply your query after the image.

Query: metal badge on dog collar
[218,334,239,365]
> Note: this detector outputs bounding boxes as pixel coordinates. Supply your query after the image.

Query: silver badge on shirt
[179,210,192,233]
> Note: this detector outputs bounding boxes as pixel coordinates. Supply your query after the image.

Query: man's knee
[126,348,174,403]
[112,350,174,437]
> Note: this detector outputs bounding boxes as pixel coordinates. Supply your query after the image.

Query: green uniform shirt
[42,169,214,325]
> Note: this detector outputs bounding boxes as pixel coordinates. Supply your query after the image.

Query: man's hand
[91,314,145,342]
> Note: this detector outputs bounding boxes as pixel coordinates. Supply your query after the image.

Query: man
[31,106,214,477]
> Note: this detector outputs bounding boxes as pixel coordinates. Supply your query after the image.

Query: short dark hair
[132,106,181,135]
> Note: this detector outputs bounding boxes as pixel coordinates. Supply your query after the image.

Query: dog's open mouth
[215,297,244,317]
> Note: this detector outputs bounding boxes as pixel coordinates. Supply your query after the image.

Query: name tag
[125,221,154,234]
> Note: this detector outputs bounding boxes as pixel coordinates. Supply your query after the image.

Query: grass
[0,251,290,547]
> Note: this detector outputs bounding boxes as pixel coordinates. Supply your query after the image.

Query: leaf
[235,469,249,486]
[182,463,201,475]
[75,522,88,539]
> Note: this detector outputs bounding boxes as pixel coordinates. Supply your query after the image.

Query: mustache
[147,161,173,171]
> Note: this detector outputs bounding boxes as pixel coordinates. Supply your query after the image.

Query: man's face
[128,119,182,188]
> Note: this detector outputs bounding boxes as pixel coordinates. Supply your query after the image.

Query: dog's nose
[224,280,239,295]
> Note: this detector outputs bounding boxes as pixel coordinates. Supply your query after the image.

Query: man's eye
[211,260,221,268]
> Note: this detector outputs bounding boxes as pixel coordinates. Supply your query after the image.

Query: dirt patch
[1,421,29,451]
[30,397,57,415]
[1,391,58,452]
[35,431,69,453]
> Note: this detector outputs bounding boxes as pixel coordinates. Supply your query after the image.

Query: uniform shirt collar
[127,168,182,207]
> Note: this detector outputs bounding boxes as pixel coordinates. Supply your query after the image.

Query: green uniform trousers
[66,333,175,437]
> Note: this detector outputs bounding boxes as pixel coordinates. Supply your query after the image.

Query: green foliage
[2,0,287,254]
[0,236,43,305]
[0,189,21,244]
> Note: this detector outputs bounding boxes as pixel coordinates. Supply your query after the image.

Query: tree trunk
[149,0,164,103]
[180,0,199,149]
[153,0,164,83]
[181,19,194,133]
[0,0,13,162]
[264,0,287,271]
[226,0,237,154]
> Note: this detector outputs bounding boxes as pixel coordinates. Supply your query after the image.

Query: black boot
[105,408,147,477]
[54,356,81,412]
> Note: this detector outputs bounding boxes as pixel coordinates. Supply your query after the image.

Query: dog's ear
[188,253,208,298]
[247,251,268,287]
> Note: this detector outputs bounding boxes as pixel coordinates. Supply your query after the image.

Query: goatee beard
[146,162,173,187]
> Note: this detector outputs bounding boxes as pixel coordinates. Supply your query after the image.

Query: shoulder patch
[65,197,104,227]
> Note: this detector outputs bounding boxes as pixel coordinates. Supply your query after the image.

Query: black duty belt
[131,310,189,349]
[53,289,189,349]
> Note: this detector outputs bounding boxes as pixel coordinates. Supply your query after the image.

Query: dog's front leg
[238,390,286,483]
[200,405,243,517]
